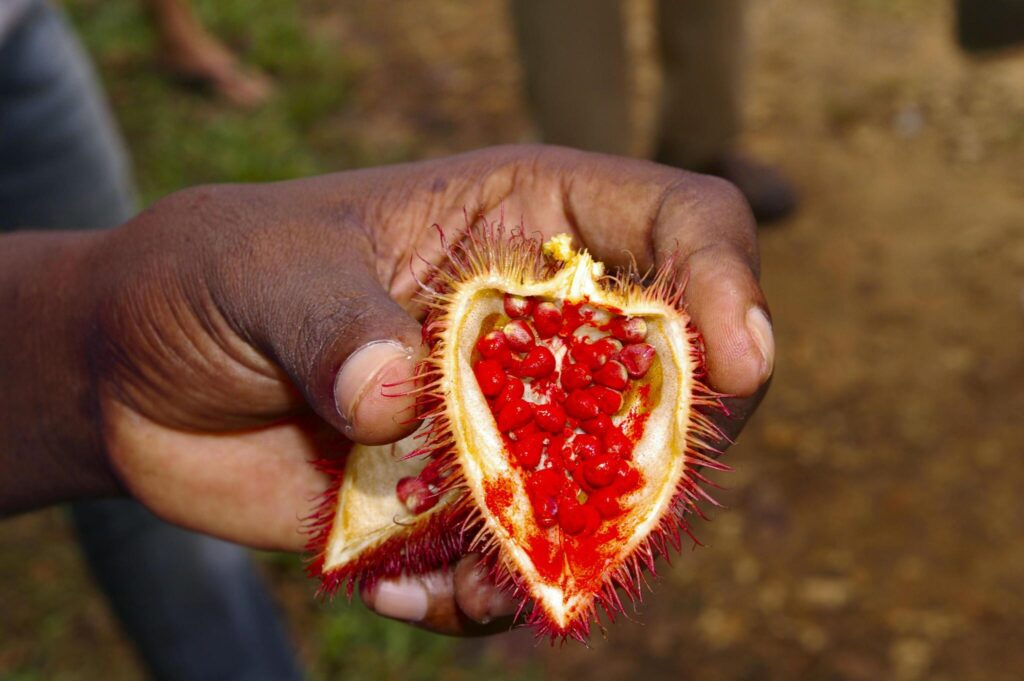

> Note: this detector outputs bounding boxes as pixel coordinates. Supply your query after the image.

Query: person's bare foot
[160,32,274,108]
[151,0,274,108]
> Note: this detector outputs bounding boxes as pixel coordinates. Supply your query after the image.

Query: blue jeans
[0,4,304,680]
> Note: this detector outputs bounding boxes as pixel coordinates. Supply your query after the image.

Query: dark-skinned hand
[0,144,772,635]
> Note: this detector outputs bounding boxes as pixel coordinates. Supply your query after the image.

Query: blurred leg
[510,0,633,155]
[0,5,303,680]
[655,0,745,168]
[656,0,796,222]
[71,500,304,681]
[0,1,134,230]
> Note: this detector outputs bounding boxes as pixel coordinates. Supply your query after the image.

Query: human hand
[4,144,771,634]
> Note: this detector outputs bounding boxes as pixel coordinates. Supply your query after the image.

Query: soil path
[2,1,1022,679]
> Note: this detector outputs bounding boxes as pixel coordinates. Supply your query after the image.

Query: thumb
[245,252,425,445]
[334,338,423,444]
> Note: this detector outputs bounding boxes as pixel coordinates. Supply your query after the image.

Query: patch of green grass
[4,670,45,681]
[314,601,541,681]
[64,0,354,205]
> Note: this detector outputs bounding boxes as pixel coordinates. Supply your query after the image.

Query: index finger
[550,152,773,398]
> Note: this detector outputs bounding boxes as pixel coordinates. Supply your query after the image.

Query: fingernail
[461,556,517,624]
[372,577,429,622]
[746,307,775,382]
[485,590,518,623]
[334,340,411,434]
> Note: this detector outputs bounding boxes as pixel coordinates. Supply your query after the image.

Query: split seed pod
[307,229,726,641]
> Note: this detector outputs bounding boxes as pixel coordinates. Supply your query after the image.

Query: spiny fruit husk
[306,227,727,641]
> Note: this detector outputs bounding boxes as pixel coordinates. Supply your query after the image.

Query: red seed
[604,427,634,458]
[475,330,509,359]
[565,389,600,419]
[520,346,556,379]
[513,433,545,469]
[572,433,603,460]
[492,376,524,413]
[613,460,642,492]
[534,402,567,433]
[610,316,648,343]
[547,432,568,457]
[419,457,446,485]
[572,464,594,493]
[504,355,524,377]
[590,385,624,414]
[503,319,535,351]
[589,488,622,519]
[535,503,558,528]
[533,302,562,338]
[396,476,437,514]
[593,360,629,391]
[554,440,578,471]
[497,398,533,432]
[528,468,565,524]
[570,339,610,370]
[473,359,506,397]
[528,467,563,497]
[557,500,588,535]
[510,421,539,442]
[560,364,592,391]
[581,413,613,435]
[594,336,623,357]
[565,502,601,536]
[504,294,534,318]
[619,343,656,378]
[583,455,617,488]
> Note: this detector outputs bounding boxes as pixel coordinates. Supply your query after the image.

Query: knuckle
[694,174,756,234]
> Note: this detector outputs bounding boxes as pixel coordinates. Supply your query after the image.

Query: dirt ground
[3,0,1023,679]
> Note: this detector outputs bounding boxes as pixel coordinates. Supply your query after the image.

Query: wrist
[0,229,122,513]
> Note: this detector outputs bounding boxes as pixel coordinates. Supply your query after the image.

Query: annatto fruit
[307,229,726,641]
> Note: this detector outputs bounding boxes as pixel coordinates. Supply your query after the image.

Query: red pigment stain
[483,476,514,521]
[526,533,565,585]
[622,384,652,441]
[562,522,625,591]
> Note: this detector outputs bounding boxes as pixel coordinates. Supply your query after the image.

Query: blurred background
[2,0,1023,679]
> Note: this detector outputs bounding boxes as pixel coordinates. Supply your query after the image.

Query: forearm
[0,230,120,514]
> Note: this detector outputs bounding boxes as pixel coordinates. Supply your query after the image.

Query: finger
[545,152,772,396]
[229,239,426,445]
[361,555,517,636]
[453,554,519,625]
[644,175,771,398]
[676,245,773,397]
[650,177,772,446]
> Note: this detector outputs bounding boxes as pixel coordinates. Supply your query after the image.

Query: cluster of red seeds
[470,293,657,537]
